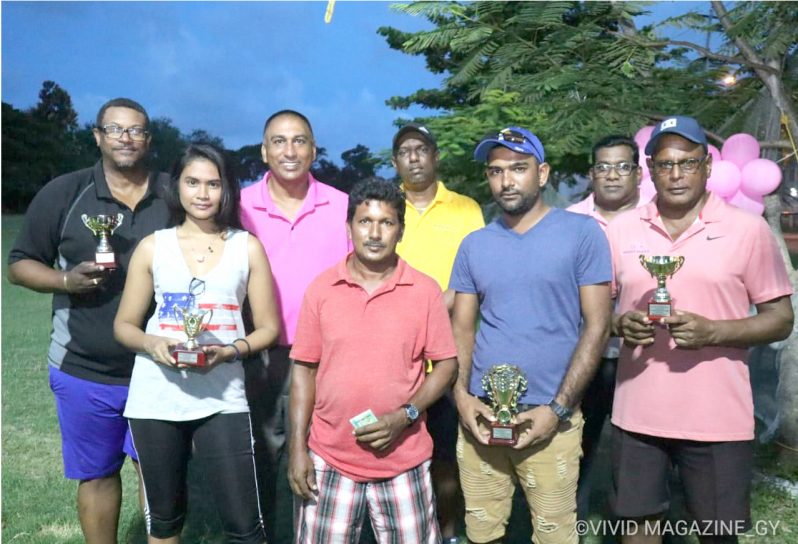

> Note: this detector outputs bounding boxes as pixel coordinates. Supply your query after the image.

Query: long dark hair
[165,144,242,231]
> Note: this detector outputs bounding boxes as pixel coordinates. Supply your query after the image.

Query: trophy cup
[482,364,528,446]
[81,213,124,269]
[639,255,685,321]
[171,306,213,367]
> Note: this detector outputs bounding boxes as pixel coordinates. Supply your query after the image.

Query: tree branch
[609,31,779,75]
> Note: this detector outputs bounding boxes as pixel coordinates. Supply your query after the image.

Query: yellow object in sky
[325,0,335,23]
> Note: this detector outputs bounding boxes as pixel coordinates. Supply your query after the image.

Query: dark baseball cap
[392,123,437,152]
[473,127,545,163]
[645,116,708,156]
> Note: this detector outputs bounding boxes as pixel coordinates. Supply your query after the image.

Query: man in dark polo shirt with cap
[8,97,170,544]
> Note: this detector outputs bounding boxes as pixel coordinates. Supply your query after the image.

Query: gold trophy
[639,255,685,321]
[482,364,528,446]
[171,306,213,367]
[81,213,124,269]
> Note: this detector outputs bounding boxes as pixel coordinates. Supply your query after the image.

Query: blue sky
[2,1,709,166]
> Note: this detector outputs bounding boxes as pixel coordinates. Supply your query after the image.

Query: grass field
[2,213,797,543]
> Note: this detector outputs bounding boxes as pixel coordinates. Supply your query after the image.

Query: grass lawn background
[2,213,796,543]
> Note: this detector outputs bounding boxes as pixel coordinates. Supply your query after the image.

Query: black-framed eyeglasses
[496,129,528,145]
[188,277,205,308]
[652,156,707,175]
[593,162,636,177]
[395,144,432,159]
[99,124,149,142]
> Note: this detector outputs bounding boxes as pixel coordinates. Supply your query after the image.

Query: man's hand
[454,389,494,445]
[142,335,181,366]
[618,310,655,346]
[63,262,107,294]
[513,405,559,449]
[354,409,408,451]
[662,310,716,349]
[288,448,317,500]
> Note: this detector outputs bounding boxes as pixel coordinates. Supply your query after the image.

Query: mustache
[364,242,386,248]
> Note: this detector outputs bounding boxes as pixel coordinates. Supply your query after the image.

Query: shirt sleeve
[448,235,478,294]
[423,287,458,361]
[743,218,793,304]
[8,179,67,267]
[289,284,323,364]
[575,217,612,286]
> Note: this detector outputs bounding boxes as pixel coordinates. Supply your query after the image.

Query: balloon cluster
[634,127,782,215]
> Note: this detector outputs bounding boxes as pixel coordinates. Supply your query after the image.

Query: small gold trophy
[482,364,528,446]
[81,213,124,269]
[171,306,213,367]
[639,255,685,321]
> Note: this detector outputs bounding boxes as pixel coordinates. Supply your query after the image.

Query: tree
[382,1,798,457]
[32,80,78,132]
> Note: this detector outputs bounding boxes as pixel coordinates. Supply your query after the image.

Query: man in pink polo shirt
[567,134,643,520]
[608,116,793,542]
[288,179,458,543]
[240,109,350,542]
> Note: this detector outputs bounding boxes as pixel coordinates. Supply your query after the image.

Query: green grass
[1,215,224,543]
[3,213,797,543]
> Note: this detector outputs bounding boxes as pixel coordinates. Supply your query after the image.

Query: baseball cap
[645,116,708,156]
[473,127,545,163]
[392,123,437,152]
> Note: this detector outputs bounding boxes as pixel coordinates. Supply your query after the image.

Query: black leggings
[129,412,265,543]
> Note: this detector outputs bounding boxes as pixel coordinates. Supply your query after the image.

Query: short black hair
[346,178,406,227]
[96,98,150,128]
[262,109,315,139]
[165,144,242,231]
[591,135,639,165]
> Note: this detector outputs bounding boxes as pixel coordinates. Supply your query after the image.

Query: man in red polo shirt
[288,179,458,543]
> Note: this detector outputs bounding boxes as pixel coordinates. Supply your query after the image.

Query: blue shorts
[49,366,137,480]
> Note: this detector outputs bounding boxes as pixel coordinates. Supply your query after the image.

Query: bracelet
[62,272,69,292]
[234,337,252,357]
[226,343,242,361]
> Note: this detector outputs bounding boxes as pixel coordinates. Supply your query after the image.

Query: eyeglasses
[497,129,528,145]
[395,145,432,159]
[652,156,707,175]
[188,277,205,308]
[99,124,149,141]
[593,162,636,177]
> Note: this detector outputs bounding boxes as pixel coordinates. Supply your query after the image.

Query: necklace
[190,244,214,263]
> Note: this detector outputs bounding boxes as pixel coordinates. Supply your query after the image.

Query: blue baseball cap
[474,127,545,163]
[645,116,708,156]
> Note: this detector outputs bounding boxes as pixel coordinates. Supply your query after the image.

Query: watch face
[405,404,419,421]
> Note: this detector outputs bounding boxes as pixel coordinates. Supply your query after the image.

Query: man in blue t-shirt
[450,127,612,544]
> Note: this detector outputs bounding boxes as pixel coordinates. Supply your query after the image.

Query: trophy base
[171,345,207,367]
[648,301,672,321]
[488,423,517,446]
[95,252,117,269]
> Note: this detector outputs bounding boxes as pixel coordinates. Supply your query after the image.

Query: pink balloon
[708,144,721,163]
[728,190,764,216]
[639,176,657,203]
[635,126,655,156]
[740,158,782,197]
[706,160,741,198]
[721,133,760,168]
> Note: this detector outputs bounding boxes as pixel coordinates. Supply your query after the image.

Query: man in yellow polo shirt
[392,123,484,543]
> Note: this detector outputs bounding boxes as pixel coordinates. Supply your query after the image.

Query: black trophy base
[648,301,672,322]
[171,345,207,367]
[489,423,517,446]
[95,251,118,269]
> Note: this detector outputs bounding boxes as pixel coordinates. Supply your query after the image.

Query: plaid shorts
[295,451,441,544]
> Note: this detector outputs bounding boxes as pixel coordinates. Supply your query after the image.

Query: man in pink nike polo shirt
[608,115,793,543]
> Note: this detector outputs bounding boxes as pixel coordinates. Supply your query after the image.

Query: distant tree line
[2,81,382,213]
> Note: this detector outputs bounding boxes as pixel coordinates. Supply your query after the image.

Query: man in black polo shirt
[8,98,170,543]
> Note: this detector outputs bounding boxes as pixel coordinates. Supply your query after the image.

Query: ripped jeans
[457,411,583,544]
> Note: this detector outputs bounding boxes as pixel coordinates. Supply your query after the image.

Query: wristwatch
[402,403,420,426]
[548,400,573,422]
